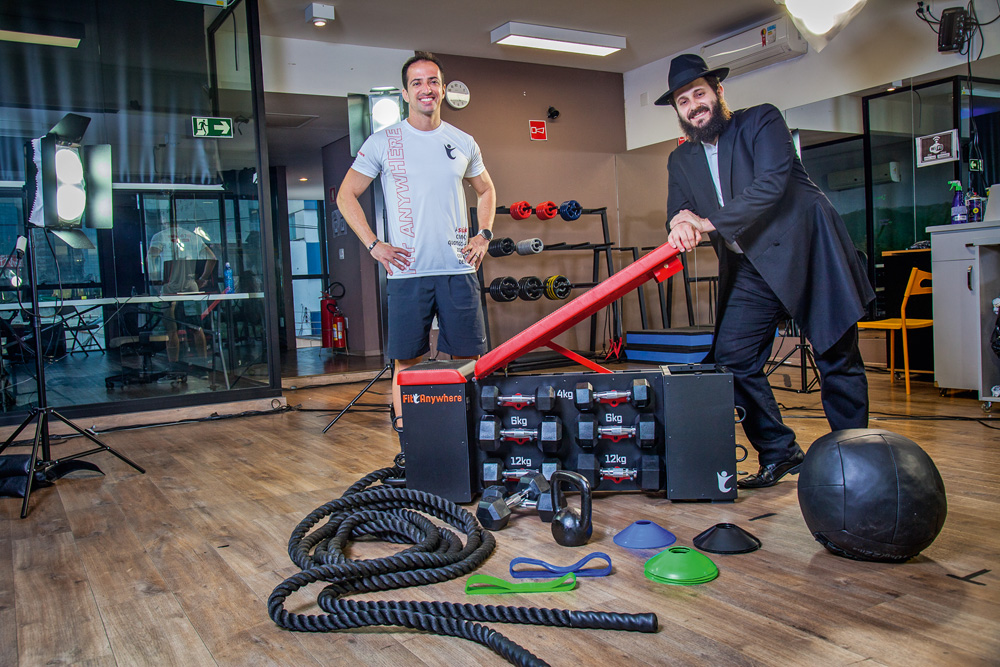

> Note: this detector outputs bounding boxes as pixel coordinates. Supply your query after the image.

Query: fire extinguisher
[321,282,347,349]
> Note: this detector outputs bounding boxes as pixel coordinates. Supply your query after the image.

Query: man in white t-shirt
[337,51,497,432]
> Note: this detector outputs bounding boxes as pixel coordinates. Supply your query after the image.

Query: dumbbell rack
[471,204,621,356]
[399,241,738,505]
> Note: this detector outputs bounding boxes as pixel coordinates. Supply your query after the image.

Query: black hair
[401,51,443,89]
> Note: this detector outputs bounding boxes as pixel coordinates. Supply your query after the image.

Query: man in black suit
[656,54,875,488]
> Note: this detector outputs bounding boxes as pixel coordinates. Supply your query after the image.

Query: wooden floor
[1,368,998,666]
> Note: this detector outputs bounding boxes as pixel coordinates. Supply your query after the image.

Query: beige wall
[436,53,721,350]
[437,54,629,351]
[614,140,717,333]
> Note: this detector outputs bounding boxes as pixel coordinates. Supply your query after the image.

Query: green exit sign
[192,117,233,138]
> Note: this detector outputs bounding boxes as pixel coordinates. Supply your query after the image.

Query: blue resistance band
[509,552,613,579]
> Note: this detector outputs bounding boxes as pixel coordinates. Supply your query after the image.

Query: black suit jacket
[667,104,874,354]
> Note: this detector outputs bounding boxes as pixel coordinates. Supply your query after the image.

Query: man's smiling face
[402,59,444,118]
[673,77,731,144]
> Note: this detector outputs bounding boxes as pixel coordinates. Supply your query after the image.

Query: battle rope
[268,463,658,667]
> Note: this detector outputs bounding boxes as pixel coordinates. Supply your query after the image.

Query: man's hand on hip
[372,242,412,276]
[461,235,489,270]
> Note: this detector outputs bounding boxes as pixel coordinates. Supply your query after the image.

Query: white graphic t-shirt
[351,120,485,278]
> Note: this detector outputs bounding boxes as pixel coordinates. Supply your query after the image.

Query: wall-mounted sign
[529,120,547,141]
[916,129,959,168]
[192,116,233,139]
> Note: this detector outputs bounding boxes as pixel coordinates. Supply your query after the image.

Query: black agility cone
[693,523,761,554]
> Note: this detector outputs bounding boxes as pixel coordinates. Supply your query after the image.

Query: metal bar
[544,341,612,374]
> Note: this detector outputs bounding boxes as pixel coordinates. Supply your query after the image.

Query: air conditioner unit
[701,16,807,78]
[827,162,901,191]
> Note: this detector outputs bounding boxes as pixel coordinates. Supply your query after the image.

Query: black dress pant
[714,253,869,466]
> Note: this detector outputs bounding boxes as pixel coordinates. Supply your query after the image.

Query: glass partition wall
[0,0,278,422]
[862,76,1000,317]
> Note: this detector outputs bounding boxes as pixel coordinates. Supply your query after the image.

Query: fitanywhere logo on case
[403,392,463,405]
[717,471,734,493]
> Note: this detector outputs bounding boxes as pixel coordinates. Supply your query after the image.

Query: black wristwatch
[477,229,493,241]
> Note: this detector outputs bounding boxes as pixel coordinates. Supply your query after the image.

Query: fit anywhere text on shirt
[351,120,485,278]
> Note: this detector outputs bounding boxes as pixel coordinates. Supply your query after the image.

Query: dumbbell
[500,461,562,484]
[488,237,517,257]
[515,238,544,255]
[483,460,556,487]
[476,472,551,531]
[480,384,556,412]
[482,473,561,523]
[535,201,558,220]
[509,201,533,220]
[574,414,656,448]
[558,200,582,221]
[543,275,572,300]
[574,378,652,411]
[599,466,639,484]
[478,415,563,453]
[518,276,544,301]
[487,276,519,302]
[639,454,663,491]
[482,458,504,486]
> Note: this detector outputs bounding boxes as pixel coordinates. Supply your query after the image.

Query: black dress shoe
[737,449,805,489]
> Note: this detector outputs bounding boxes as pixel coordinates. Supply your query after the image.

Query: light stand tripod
[764,320,821,393]
[0,226,145,518]
[322,361,393,433]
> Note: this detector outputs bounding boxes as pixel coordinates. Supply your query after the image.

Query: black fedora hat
[653,53,729,107]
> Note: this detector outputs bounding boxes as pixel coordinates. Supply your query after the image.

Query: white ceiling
[257,0,782,74]
[257,0,793,199]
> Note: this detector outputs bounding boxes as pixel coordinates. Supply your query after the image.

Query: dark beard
[679,98,731,144]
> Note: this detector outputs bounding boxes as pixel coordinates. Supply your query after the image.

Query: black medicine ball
[798,429,947,562]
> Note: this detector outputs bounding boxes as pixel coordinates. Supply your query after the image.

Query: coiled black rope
[268,464,658,667]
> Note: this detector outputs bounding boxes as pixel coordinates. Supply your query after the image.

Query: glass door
[288,200,328,347]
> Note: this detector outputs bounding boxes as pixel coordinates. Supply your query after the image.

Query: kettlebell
[549,470,593,547]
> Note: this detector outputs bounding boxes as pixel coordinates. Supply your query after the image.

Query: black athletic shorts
[386,273,487,360]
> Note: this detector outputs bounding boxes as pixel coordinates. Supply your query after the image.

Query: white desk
[927,220,1000,408]
[0,292,264,316]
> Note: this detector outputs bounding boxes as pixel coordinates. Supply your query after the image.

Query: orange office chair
[858,268,933,394]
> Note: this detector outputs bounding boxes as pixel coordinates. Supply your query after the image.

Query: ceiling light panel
[491,22,626,57]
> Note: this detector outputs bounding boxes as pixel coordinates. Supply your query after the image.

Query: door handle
[967,265,973,291]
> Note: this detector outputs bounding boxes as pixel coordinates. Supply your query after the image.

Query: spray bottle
[223,262,234,293]
[967,190,984,222]
[949,181,967,224]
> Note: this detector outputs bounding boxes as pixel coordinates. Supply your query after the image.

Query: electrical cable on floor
[776,403,998,429]
[268,462,658,667]
[0,402,295,448]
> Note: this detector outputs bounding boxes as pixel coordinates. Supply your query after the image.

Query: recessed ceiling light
[299,177,308,182]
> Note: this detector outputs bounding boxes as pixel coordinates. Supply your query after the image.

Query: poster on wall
[915,129,959,167]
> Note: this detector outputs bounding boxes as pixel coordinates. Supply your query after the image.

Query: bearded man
[657,54,874,489]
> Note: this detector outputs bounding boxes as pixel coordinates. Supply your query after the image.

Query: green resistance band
[465,572,577,595]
